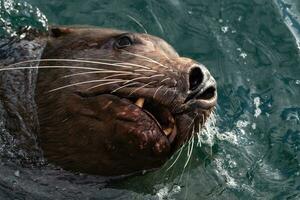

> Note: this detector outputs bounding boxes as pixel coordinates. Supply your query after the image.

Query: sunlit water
[0,0,300,199]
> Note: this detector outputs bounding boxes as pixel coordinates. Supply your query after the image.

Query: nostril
[185,64,217,104]
[184,85,216,103]
[189,67,203,91]
[197,86,216,100]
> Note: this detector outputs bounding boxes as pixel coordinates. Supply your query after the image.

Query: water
[0,0,300,199]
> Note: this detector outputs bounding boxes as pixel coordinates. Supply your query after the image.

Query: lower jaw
[77,92,209,156]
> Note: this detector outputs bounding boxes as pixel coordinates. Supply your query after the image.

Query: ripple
[1,0,300,199]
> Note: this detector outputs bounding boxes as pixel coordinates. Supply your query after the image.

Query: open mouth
[75,85,217,150]
[127,97,177,144]
[74,80,217,157]
[75,89,179,145]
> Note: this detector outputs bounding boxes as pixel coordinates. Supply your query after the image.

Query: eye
[115,35,133,49]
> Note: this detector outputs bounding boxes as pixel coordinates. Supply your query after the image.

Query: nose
[185,64,217,104]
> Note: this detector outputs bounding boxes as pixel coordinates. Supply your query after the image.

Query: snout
[184,63,217,109]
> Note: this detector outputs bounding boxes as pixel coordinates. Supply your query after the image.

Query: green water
[0,0,300,199]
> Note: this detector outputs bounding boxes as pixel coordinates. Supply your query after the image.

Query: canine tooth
[135,98,145,108]
[169,116,175,123]
[163,128,173,136]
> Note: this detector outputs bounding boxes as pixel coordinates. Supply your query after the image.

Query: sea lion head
[36,26,217,176]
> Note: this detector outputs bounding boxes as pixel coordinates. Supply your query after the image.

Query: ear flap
[50,26,72,38]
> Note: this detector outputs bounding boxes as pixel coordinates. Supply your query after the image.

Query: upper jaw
[174,95,218,115]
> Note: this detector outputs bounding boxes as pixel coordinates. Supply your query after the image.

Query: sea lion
[3,26,217,176]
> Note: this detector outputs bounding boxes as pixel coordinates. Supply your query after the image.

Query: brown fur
[36,26,217,176]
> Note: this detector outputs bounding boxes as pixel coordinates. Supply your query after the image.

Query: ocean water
[0,0,300,199]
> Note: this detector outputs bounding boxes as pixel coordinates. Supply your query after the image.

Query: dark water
[0,0,300,199]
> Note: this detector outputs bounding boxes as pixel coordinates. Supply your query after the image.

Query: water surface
[0,0,300,199]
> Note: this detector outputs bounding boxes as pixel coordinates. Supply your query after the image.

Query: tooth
[163,128,173,136]
[169,116,175,124]
[135,98,145,108]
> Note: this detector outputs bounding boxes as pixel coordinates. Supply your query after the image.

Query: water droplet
[254,97,262,118]
[221,26,229,33]
[240,52,247,59]
[236,120,249,128]
[14,170,20,177]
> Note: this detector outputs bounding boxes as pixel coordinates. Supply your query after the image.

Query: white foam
[156,184,181,200]
[236,120,250,128]
[240,52,247,59]
[251,123,257,130]
[0,1,48,37]
[156,186,169,200]
[216,131,238,145]
[253,97,262,118]
[197,113,218,147]
[221,26,229,33]
[214,158,238,188]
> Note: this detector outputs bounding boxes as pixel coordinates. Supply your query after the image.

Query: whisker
[77,58,121,63]
[197,121,202,147]
[103,73,138,80]
[111,82,141,93]
[80,58,151,69]
[160,77,171,84]
[166,145,185,171]
[123,74,164,84]
[179,123,195,180]
[134,69,157,73]
[2,58,135,70]
[162,52,170,60]
[129,81,157,96]
[163,88,170,96]
[0,65,103,72]
[126,14,148,34]
[153,85,164,99]
[186,114,198,132]
[186,137,191,160]
[180,140,191,181]
[146,74,165,78]
[87,80,128,90]
[62,70,139,78]
[122,50,169,69]
[184,135,194,169]
[149,5,164,34]
[48,79,124,93]
[173,88,178,96]
[78,58,152,70]
[202,114,205,128]
[115,62,150,69]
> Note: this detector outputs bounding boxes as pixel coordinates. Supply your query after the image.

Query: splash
[275,0,300,51]
[156,184,181,200]
[0,0,48,38]
[214,157,238,188]
[196,111,218,147]
[253,97,262,118]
